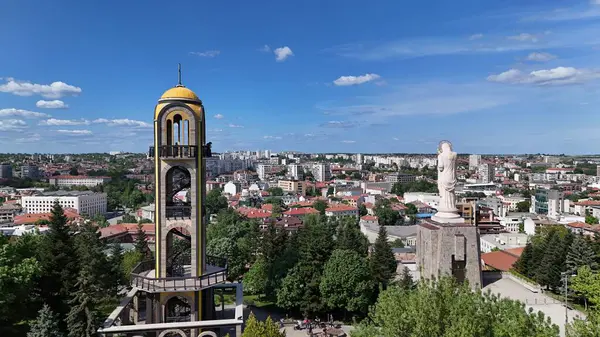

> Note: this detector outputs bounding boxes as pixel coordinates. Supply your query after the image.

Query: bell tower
[146,64,222,326]
[98,65,242,337]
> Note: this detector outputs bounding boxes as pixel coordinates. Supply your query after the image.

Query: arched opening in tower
[166,226,192,277]
[165,166,191,218]
[164,296,192,323]
[173,114,183,145]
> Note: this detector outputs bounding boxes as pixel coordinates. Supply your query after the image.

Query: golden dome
[159,86,200,102]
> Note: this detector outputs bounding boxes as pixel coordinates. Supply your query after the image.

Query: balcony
[166,205,191,218]
[148,144,212,159]
[148,145,198,159]
[130,256,228,293]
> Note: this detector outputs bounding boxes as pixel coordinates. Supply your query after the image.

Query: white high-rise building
[313,163,331,182]
[356,153,363,165]
[288,164,304,180]
[469,154,482,169]
[478,163,495,184]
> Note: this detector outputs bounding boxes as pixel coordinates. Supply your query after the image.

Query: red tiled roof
[574,200,600,206]
[98,223,155,239]
[326,205,358,212]
[284,207,319,216]
[481,250,519,271]
[14,208,80,225]
[363,202,375,209]
[361,215,378,221]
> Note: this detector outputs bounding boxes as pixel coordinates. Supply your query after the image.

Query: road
[484,277,586,337]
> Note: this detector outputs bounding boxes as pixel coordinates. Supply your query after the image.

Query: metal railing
[165,205,192,218]
[130,256,228,293]
[147,145,198,159]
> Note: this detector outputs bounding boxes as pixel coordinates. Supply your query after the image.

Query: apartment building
[477,163,495,183]
[21,164,40,179]
[325,205,359,218]
[530,189,565,217]
[21,191,107,217]
[287,164,304,180]
[0,163,12,179]
[49,175,112,187]
[469,154,482,169]
[313,163,331,182]
[278,180,306,196]
[384,173,416,184]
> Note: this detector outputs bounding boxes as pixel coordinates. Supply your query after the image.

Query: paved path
[484,278,586,337]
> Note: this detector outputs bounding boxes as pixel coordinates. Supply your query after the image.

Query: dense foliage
[514,226,600,309]
[352,277,560,337]
[0,202,128,336]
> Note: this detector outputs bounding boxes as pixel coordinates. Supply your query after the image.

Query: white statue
[432,140,462,223]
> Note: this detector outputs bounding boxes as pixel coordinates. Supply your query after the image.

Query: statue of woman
[437,140,458,214]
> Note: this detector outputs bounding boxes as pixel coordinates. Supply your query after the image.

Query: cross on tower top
[176,63,184,87]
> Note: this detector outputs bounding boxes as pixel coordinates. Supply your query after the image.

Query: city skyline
[2,0,600,154]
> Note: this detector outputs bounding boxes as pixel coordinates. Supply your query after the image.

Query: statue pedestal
[431,211,464,224]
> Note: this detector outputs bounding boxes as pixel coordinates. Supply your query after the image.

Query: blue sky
[2,0,600,154]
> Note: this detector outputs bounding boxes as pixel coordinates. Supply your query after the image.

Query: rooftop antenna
[176,63,184,87]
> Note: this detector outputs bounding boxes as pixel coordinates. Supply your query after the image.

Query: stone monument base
[431,211,464,224]
[416,219,482,289]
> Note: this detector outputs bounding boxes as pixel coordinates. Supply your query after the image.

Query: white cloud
[15,133,41,143]
[333,73,381,86]
[260,45,271,52]
[508,33,539,42]
[0,78,82,98]
[214,113,224,119]
[93,118,152,128]
[487,66,600,85]
[36,100,68,109]
[526,52,557,62]
[189,50,221,57]
[469,33,484,40]
[0,108,50,118]
[392,137,400,141]
[321,121,359,128]
[263,135,282,140]
[208,128,223,132]
[56,129,93,135]
[341,140,356,144]
[228,124,243,128]
[39,118,90,126]
[274,46,294,62]
[0,119,26,131]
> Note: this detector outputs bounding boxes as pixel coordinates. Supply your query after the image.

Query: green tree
[241,313,285,337]
[567,235,598,274]
[570,265,600,310]
[536,230,568,290]
[567,309,600,337]
[374,199,399,226]
[390,238,404,248]
[37,202,79,331]
[516,200,531,212]
[327,186,335,196]
[586,215,599,225]
[133,222,149,256]
[359,204,367,216]
[277,215,333,314]
[66,269,99,337]
[352,172,362,180]
[514,242,534,277]
[122,250,143,281]
[352,277,559,337]
[336,217,369,257]
[106,243,125,296]
[370,226,397,289]
[313,200,328,215]
[0,236,41,331]
[27,304,64,337]
[244,256,268,295]
[320,249,374,315]
[206,188,229,215]
[267,187,284,196]
[396,267,414,290]
[405,203,418,215]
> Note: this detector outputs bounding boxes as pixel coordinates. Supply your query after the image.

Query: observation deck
[130,255,227,293]
[148,144,212,159]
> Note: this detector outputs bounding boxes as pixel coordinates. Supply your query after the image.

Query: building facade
[21,191,107,216]
[49,175,112,187]
[0,163,12,179]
